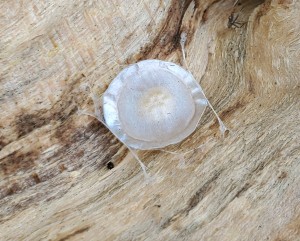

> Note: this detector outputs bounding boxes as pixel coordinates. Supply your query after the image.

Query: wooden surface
[1,0,300,240]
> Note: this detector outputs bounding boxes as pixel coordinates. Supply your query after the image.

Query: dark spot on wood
[14,102,77,142]
[202,8,209,22]
[187,171,222,213]
[1,165,66,200]
[107,161,114,169]
[220,101,245,120]
[0,138,8,151]
[278,171,287,180]
[253,161,266,173]
[13,73,81,142]
[53,117,120,172]
[161,213,183,229]
[73,150,84,159]
[83,119,118,151]
[84,119,107,136]
[248,76,255,93]
[52,104,78,123]
[5,182,21,197]
[15,113,48,138]
[54,119,84,147]
[58,226,90,241]
[0,150,40,176]
[49,35,58,48]
[31,172,41,184]
[224,129,230,137]
[59,164,66,172]
[209,100,245,131]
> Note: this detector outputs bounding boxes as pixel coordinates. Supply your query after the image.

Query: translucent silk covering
[102,60,207,150]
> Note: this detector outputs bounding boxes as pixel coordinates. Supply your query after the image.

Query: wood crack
[161,169,223,229]
[133,0,193,61]
[57,226,90,241]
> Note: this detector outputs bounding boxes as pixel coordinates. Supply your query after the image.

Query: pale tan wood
[1,0,299,240]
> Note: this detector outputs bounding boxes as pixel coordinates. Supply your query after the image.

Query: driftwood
[1,0,299,240]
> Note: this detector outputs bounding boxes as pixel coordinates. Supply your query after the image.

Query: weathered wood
[1,0,299,240]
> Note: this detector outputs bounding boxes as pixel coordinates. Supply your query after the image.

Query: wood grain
[1,0,299,240]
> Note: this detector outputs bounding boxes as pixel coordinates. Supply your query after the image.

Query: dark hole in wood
[107,162,114,170]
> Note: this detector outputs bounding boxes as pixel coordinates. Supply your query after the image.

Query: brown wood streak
[57,227,90,241]
[161,169,223,229]
[161,148,277,231]
[134,0,193,61]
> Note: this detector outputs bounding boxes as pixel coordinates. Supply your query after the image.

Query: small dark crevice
[234,182,251,198]
[30,172,41,184]
[58,226,90,241]
[106,161,114,170]
[186,170,222,214]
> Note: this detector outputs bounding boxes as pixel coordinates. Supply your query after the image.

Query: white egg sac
[102,59,207,150]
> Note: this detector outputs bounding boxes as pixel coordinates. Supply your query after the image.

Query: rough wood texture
[1,0,299,240]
